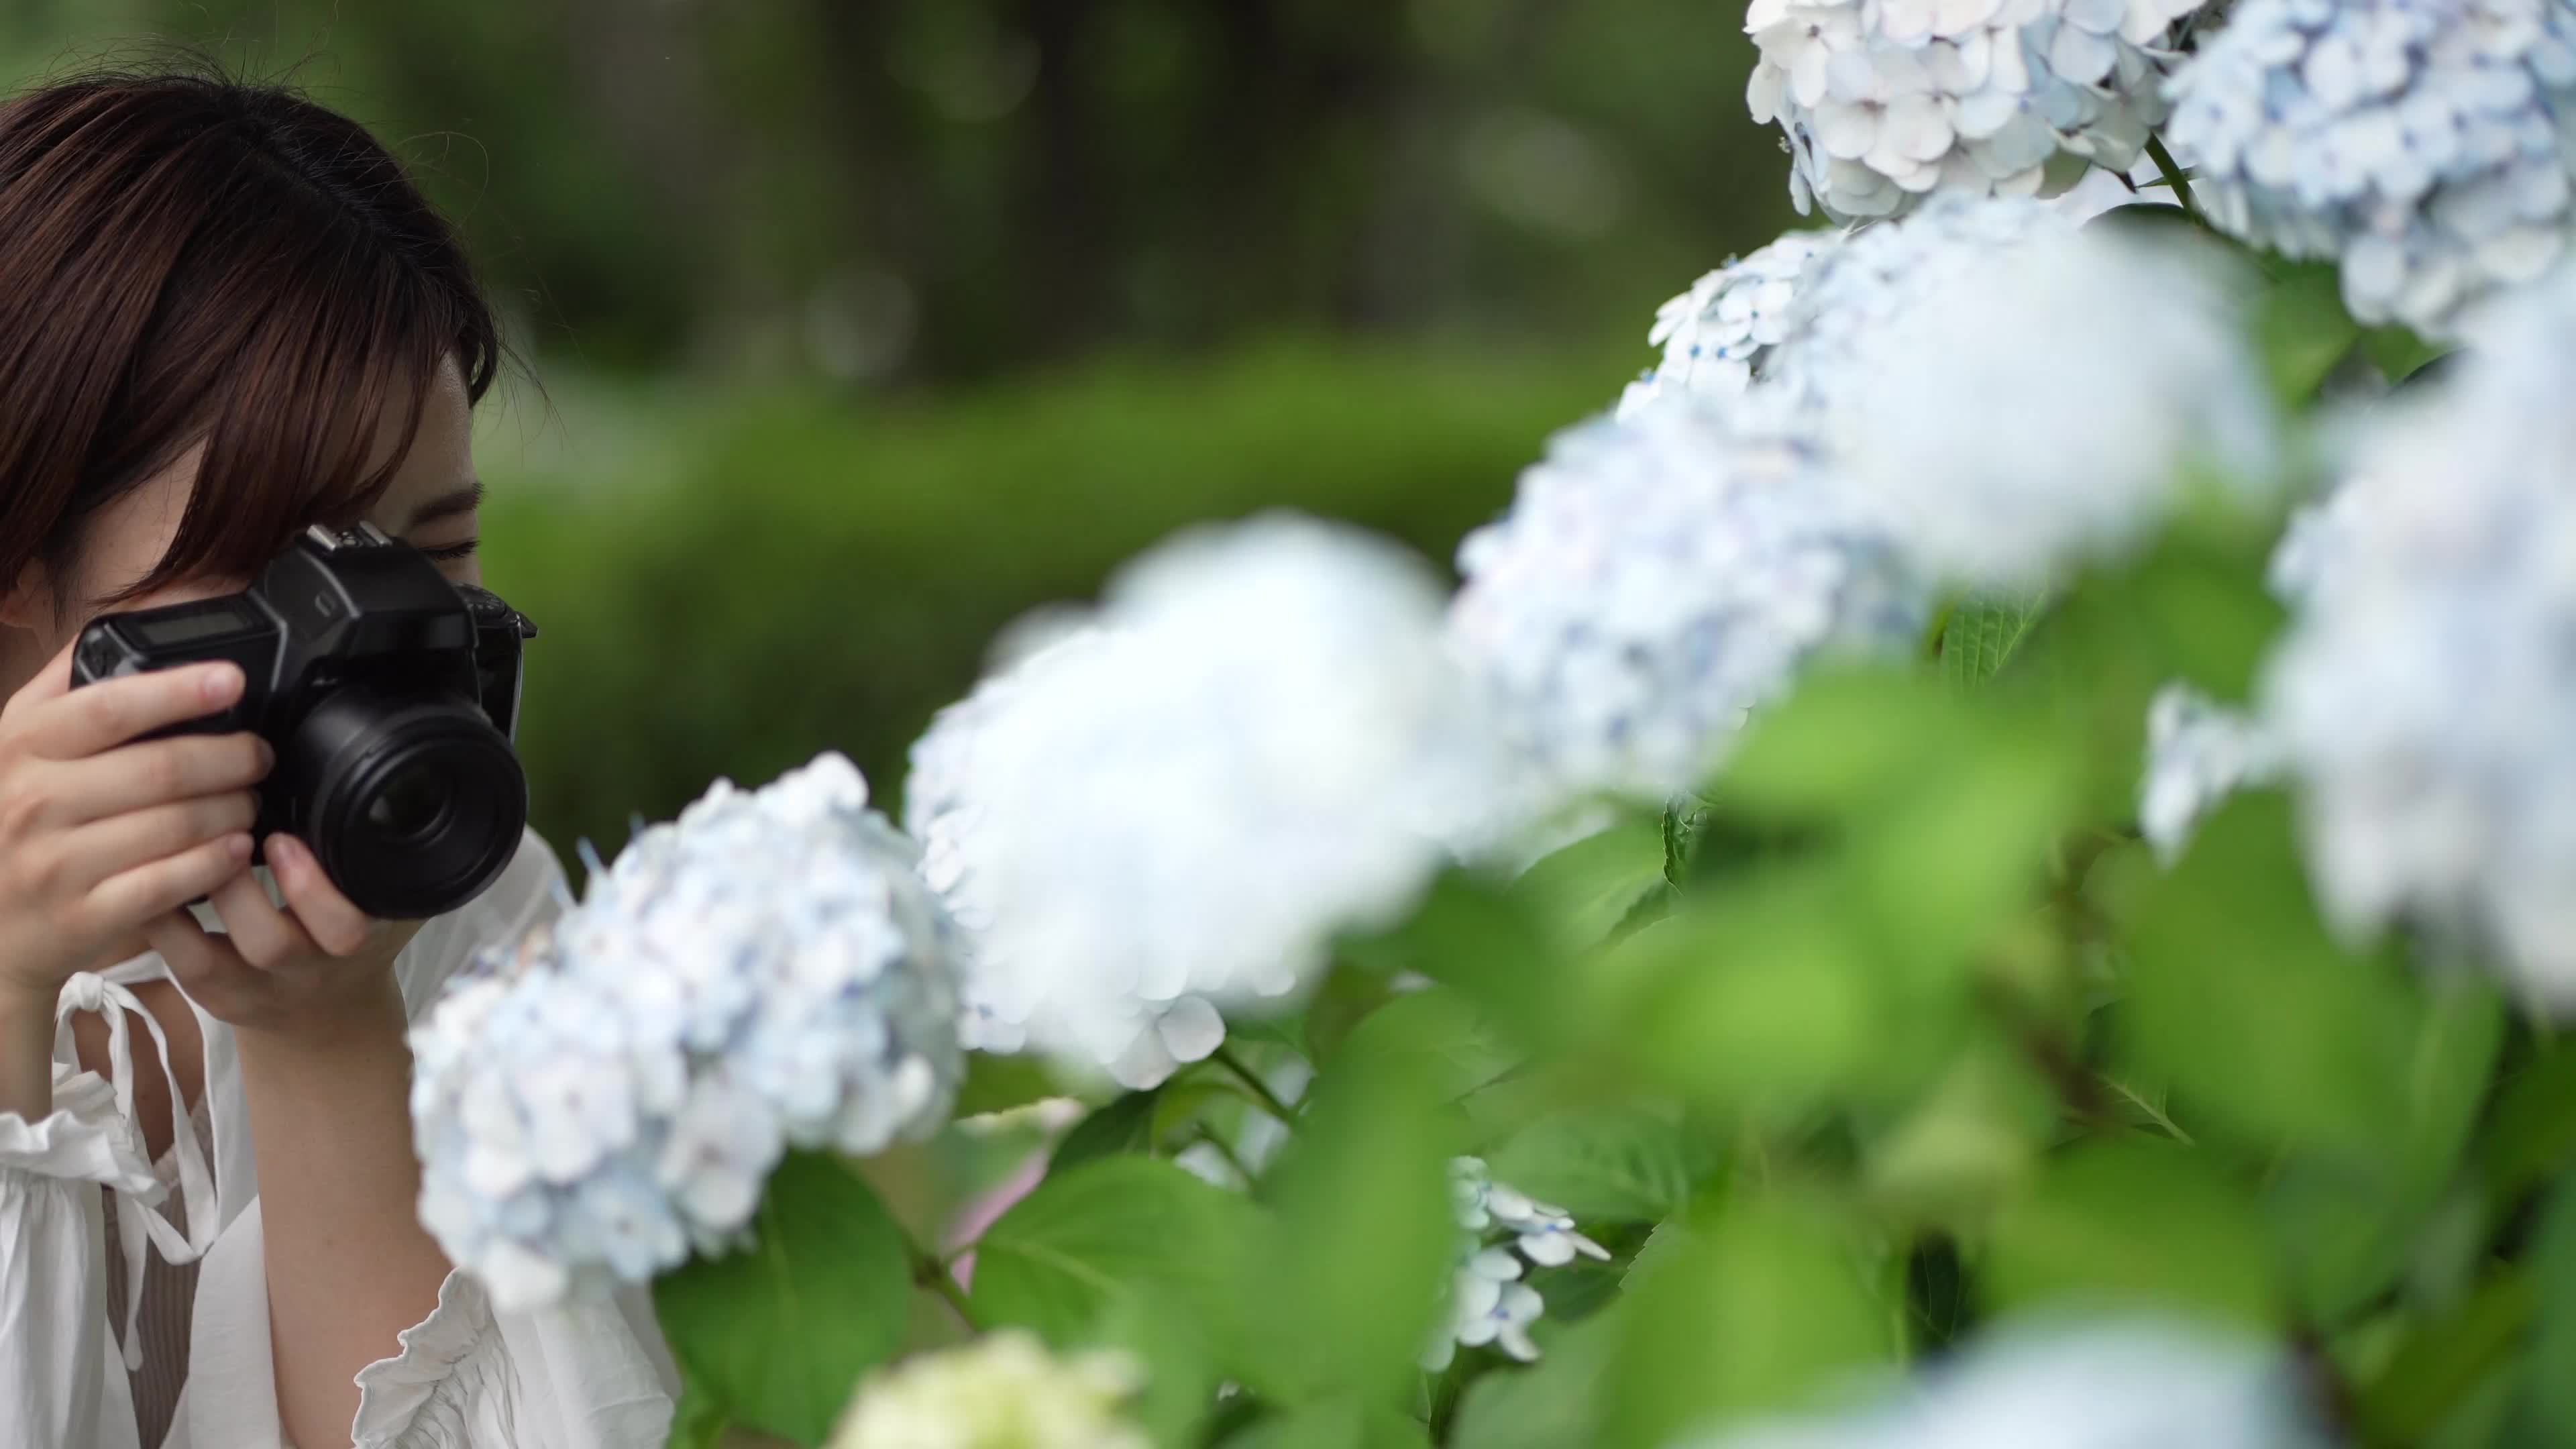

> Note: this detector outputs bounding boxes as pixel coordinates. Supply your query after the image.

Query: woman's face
[38,357,484,647]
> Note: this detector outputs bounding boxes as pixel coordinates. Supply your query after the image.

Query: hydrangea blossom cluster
[1424,1157,1611,1370]
[1748,194,2076,420]
[410,753,963,1310]
[827,1332,1149,1449]
[1619,229,1841,417]
[1827,215,2279,586]
[2163,0,2576,336]
[1680,1320,2326,1449]
[1746,0,2210,219]
[906,627,1228,1088]
[1448,399,1924,810]
[910,515,1497,1089]
[2140,684,2289,857]
[2261,272,2576,1006]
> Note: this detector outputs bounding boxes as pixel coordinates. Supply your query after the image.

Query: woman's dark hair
[0,64,502,607]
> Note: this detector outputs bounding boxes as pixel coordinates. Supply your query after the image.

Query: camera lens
[363,761,453,844]
[282,687,528,920]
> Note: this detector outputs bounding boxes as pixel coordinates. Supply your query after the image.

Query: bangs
[0,69,504,610]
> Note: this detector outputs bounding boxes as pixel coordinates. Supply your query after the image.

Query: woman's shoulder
[394,828,570,1020]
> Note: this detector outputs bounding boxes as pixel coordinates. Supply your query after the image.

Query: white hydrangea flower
[1677,1320,2326,1449]
[411,753,963,1310]
[1746,0,2212,220]
[2164,0,2576,337]
[906,629,1230,1089]
[1425,1157,1611,1371]
[1831,213,2278,586]
[919,515,1498,1089]
[2140,684,2289,858]
[2262,270,2576,1005]
[828,1331,1150,1449]
[1620,230,1844,417]
[1448,399,1925,810]
[1756,195,2079,420]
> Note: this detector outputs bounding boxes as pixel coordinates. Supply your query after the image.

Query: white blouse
[0,830,679,1449]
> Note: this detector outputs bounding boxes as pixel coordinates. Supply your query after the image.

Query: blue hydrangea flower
[411,753,963,1310]
[1448,398,1925,810]
[910,516,1499,1089]
[2165,0,2576,335]
[1424,1158,1610,1370]
[2262,266,2576,1006]
[1621,229,1843,417]
[1824,211,2279,586]
[1748,0,2215,219]
[1680,1320,2328,1449]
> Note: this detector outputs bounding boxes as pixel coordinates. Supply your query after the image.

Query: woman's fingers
[13,660,244,759]
[48,791,258,892]
[262,835,374,958]
[42,734,271,826]
[208,864,318,970]
[80,832,253,934]
[144,910,267,1020]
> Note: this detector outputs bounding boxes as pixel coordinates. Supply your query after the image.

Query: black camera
[70,522,539,920]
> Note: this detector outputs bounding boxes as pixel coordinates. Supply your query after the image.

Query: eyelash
[418,539,480,562]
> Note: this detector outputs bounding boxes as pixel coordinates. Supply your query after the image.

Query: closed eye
[417,538,480,562]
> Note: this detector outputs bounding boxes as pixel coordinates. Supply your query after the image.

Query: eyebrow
[409,480,486,530]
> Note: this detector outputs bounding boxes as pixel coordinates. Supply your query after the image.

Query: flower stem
[2143,133,2202,222]
[1211,1043,1299,1126]
[914,1246,980,1331]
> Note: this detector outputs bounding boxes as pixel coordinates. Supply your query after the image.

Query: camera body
[70,523,539,920]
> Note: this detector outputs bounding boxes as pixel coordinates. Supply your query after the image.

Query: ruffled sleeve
[0,1063,154,1449]
[346,1271,672,1449]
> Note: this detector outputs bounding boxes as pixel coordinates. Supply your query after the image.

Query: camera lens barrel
[283,688,528,920]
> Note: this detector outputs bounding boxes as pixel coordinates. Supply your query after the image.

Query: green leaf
[663,1377,729,1449]
[2257,260,2361,404]
[1599,867,1950,1116]
[2479,1044,2576,1214]
[1721,667,1978,824]
[2271,983,2505,1325]
[1093,1287,1224,1449]
[1448,1309,1626,1449]
[1485,1103,1715,1222]
[1333,986,1518,1104]
[1050,1087,1166,1173]
[1223,1401,1432,1449]
[651,1151,912,1446]
[1939,592,2047,687]
[1987,1138,2282,1330]
[954,1051,1063,1119]
[1508,813,1671,953]
[1846,718,2078,976]
[2359,325,2449,384]
[1603,1195,1893,1448]
[970,1156,1258,1349]
[2355,1267,2538,1447]
[1246,1032,1459,1404]
[2114,792,2416,1163]
[1346,871,1564,1052]
[2524,1173,2576,1444]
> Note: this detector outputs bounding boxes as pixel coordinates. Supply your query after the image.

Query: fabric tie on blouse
[56,969,218,1373]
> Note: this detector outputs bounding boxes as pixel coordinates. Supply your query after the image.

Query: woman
[0,68,677,1448]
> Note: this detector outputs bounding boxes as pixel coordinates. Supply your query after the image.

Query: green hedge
[479,342,1624,857]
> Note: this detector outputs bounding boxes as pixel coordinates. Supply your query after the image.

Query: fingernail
[255,739,276,771]
[225,833,254,862]
[201,664,244,704]
[266,834,303,870]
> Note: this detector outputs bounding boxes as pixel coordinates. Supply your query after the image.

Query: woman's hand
[0,638,270,1020]
[145,833,424,1042]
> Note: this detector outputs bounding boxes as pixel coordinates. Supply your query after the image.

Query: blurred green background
[0,0,1792,855]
